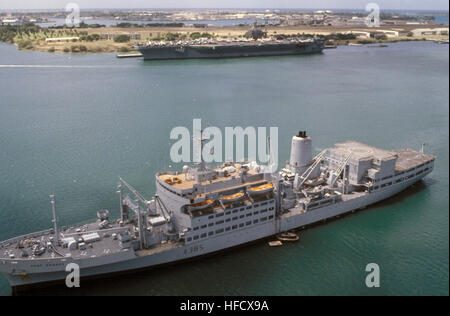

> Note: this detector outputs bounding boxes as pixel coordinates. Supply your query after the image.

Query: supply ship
[137,38,324,60]
[0,131,435,292]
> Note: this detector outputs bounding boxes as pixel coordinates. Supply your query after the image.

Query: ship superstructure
[0,131,435,291]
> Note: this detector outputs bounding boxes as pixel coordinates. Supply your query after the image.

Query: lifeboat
[220,192,244,203]
[247,183,274,196]
[187,199,215,211]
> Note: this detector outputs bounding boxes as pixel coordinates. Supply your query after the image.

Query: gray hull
[4,170,430,290]
[139,42,324,60]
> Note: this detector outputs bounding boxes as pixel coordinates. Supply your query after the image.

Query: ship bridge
[156,162,267,200]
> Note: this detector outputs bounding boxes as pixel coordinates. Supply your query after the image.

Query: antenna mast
[50,195,59,245]
[193,126,208,171]
[117,183,126,221]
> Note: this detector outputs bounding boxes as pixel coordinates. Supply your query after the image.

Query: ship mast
[117,183,126,221]
[193,127,209,171]
[50,195,59,245]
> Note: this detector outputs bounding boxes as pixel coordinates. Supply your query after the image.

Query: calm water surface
[0,41,448,296]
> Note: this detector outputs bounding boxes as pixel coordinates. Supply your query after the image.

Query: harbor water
[0,41,448,295]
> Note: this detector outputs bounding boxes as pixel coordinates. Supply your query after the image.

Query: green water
[0,41,448,296]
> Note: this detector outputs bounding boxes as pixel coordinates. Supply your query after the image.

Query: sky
[0,0,448,11]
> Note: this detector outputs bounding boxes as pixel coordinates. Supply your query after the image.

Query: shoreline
[2,24,448,54]
[10,38,449,55]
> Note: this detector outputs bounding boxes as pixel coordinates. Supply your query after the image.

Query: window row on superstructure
[186,213,275,243]
[371,160,434,191]
[185,200,276,243]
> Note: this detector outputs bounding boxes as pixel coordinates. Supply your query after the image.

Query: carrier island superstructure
[0,131,435,291]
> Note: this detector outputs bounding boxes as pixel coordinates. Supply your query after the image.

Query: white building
[374,30,399,38]
[345,31,371,38]
[412,28,449,36]
[45,37,80,43]
[2,19,18,24]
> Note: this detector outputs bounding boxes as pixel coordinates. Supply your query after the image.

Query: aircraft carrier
[137,38,324,60]
[0,131,435,292]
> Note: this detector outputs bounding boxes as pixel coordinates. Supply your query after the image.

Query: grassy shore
[3,24,448,53]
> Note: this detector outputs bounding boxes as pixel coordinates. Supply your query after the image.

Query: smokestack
[289,132,312,174]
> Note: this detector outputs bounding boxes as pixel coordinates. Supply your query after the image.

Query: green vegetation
[118,46,130,52]
[275,33,314,40]
[48,47,55,52]
[245,29,267,40]
[70,45,80,52]
[379,12,435,22]
[189,32,214,40]
[0,24,41,43]
[80,33,100,41]
[374,34,388,40]
[189,32,202,40]
[0,24,86,49]
[63,47,70,53]
[323,33,357,41]
[113,34,130,43]
[49,21,106,29]
[357,39,376,44]
[17,39,33,49]
[79,22,106,28]
[68,44,88,53]
[201,32,213,39]
[165,32,178,41]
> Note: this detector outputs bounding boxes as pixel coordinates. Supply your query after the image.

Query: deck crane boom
[294,149,327,190]
[119,177,151,211]
[329,151,352,187]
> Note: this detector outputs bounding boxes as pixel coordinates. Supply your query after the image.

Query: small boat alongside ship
[276,232,300,242]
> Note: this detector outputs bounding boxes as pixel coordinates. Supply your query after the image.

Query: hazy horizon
[0,1,448,11]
